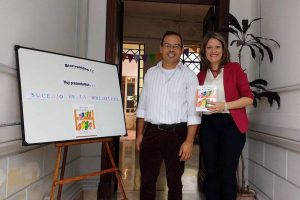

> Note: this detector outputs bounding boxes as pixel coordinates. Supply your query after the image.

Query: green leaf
[252,98,258,107]
[250,43,265,61]
[256,91,281,108]
[259,42,273,62]
[242,19,249,34]
[245,44,256,60]
[244,18,262,33]
[228,27,240,38]
[249,79,268,86]
[230,40,238,46]
[256,36,280,47]
[248,34,274,62]
[229,13,243,32]
[251,84,267,91]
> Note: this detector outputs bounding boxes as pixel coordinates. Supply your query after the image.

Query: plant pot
[237,191,256,200]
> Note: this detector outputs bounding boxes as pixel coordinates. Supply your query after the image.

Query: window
[122,43,144,113]
[181,45,201,75]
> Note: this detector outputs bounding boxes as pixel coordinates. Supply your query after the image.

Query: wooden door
[98,0,123,199]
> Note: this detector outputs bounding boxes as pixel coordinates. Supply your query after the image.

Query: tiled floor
[84,131,204,199]
[120,129,136,140]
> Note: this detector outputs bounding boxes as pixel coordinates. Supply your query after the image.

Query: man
[136,31,201,200]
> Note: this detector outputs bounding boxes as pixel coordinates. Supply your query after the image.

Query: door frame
[98,0,124,198]
[100,0,230,197]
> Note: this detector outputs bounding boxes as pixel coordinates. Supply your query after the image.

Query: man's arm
[135,71,148,151]
[179,70,201,161]
[179,124,198,161]
[136,118,145,151]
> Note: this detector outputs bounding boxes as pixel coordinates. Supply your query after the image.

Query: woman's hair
[200,32,230,70]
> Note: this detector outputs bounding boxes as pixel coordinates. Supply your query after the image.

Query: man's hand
[178,141,193,161]
[136,118,145,151]
[136,134,143,151]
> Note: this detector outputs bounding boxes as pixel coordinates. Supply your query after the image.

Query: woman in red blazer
[197,32,254,200]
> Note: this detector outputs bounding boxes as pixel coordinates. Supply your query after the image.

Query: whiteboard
[15,46,126,145]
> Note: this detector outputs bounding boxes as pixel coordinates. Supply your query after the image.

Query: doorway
[118,0,212,198]
[101,0,230,198]
[120,0,213,136]
[121,42,145,133]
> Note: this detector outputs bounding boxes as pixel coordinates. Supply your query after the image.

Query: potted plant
[226,13,280,108]
[225,13,281,199]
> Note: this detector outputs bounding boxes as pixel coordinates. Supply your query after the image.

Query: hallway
[115,130,204,199]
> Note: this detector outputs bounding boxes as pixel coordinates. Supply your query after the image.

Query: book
[196,85,217,112]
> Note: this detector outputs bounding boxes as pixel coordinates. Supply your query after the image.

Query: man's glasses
[162,43,182,50]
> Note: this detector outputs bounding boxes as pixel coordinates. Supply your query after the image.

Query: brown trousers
[139,124,187,200]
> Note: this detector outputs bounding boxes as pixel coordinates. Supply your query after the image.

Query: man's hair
[200,32,230,70]
[160,31,183,47]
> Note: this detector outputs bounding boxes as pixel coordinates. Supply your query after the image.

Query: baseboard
[80,177,99,190]
[61,183,83,200]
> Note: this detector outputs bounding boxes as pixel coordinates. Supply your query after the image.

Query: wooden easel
[50,138,127,200]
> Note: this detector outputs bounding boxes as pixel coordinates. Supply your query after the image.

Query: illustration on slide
[74,105,97,137]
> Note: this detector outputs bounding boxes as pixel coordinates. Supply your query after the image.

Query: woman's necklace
[210,67,220,78]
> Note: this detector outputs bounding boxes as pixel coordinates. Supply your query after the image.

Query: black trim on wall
[126,0,217,5]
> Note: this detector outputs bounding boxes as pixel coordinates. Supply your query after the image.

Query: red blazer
[197,62,254,133]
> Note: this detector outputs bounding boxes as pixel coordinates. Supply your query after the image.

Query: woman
[198,32,254,200]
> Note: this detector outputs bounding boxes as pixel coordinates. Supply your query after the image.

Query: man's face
[160,35,183,68]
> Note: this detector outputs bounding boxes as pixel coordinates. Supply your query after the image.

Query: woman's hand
[206,101,226,113]
[206,97,253,113]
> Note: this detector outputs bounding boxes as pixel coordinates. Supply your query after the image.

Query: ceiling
[124,1,211,23]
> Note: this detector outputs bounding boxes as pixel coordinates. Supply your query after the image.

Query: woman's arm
[226,97,253,110]
[207,97,253,113]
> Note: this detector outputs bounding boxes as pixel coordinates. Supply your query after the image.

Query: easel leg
[50,146,63,200]
[57,146,68,200]
[104,142,127,200]
[50,139,127,200]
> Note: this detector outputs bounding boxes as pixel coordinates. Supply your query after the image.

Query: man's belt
[147,122,187,130]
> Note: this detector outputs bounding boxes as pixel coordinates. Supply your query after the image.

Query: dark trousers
[139,124,187,200]
[199,114,246,200]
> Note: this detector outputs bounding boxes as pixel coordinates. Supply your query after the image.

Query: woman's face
[205,38,223,67]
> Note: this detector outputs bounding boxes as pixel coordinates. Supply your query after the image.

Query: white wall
[250,0,300,135]
[229,0,260,82]
[79,0,107,190]
[122,60,138,77]
[87,0,107,61]
[231,0,300,199]
[0,0,107,198]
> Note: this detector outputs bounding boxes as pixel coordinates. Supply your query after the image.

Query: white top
[136,61,201,126]
[203,68,229,114]
[161,67,176,79]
